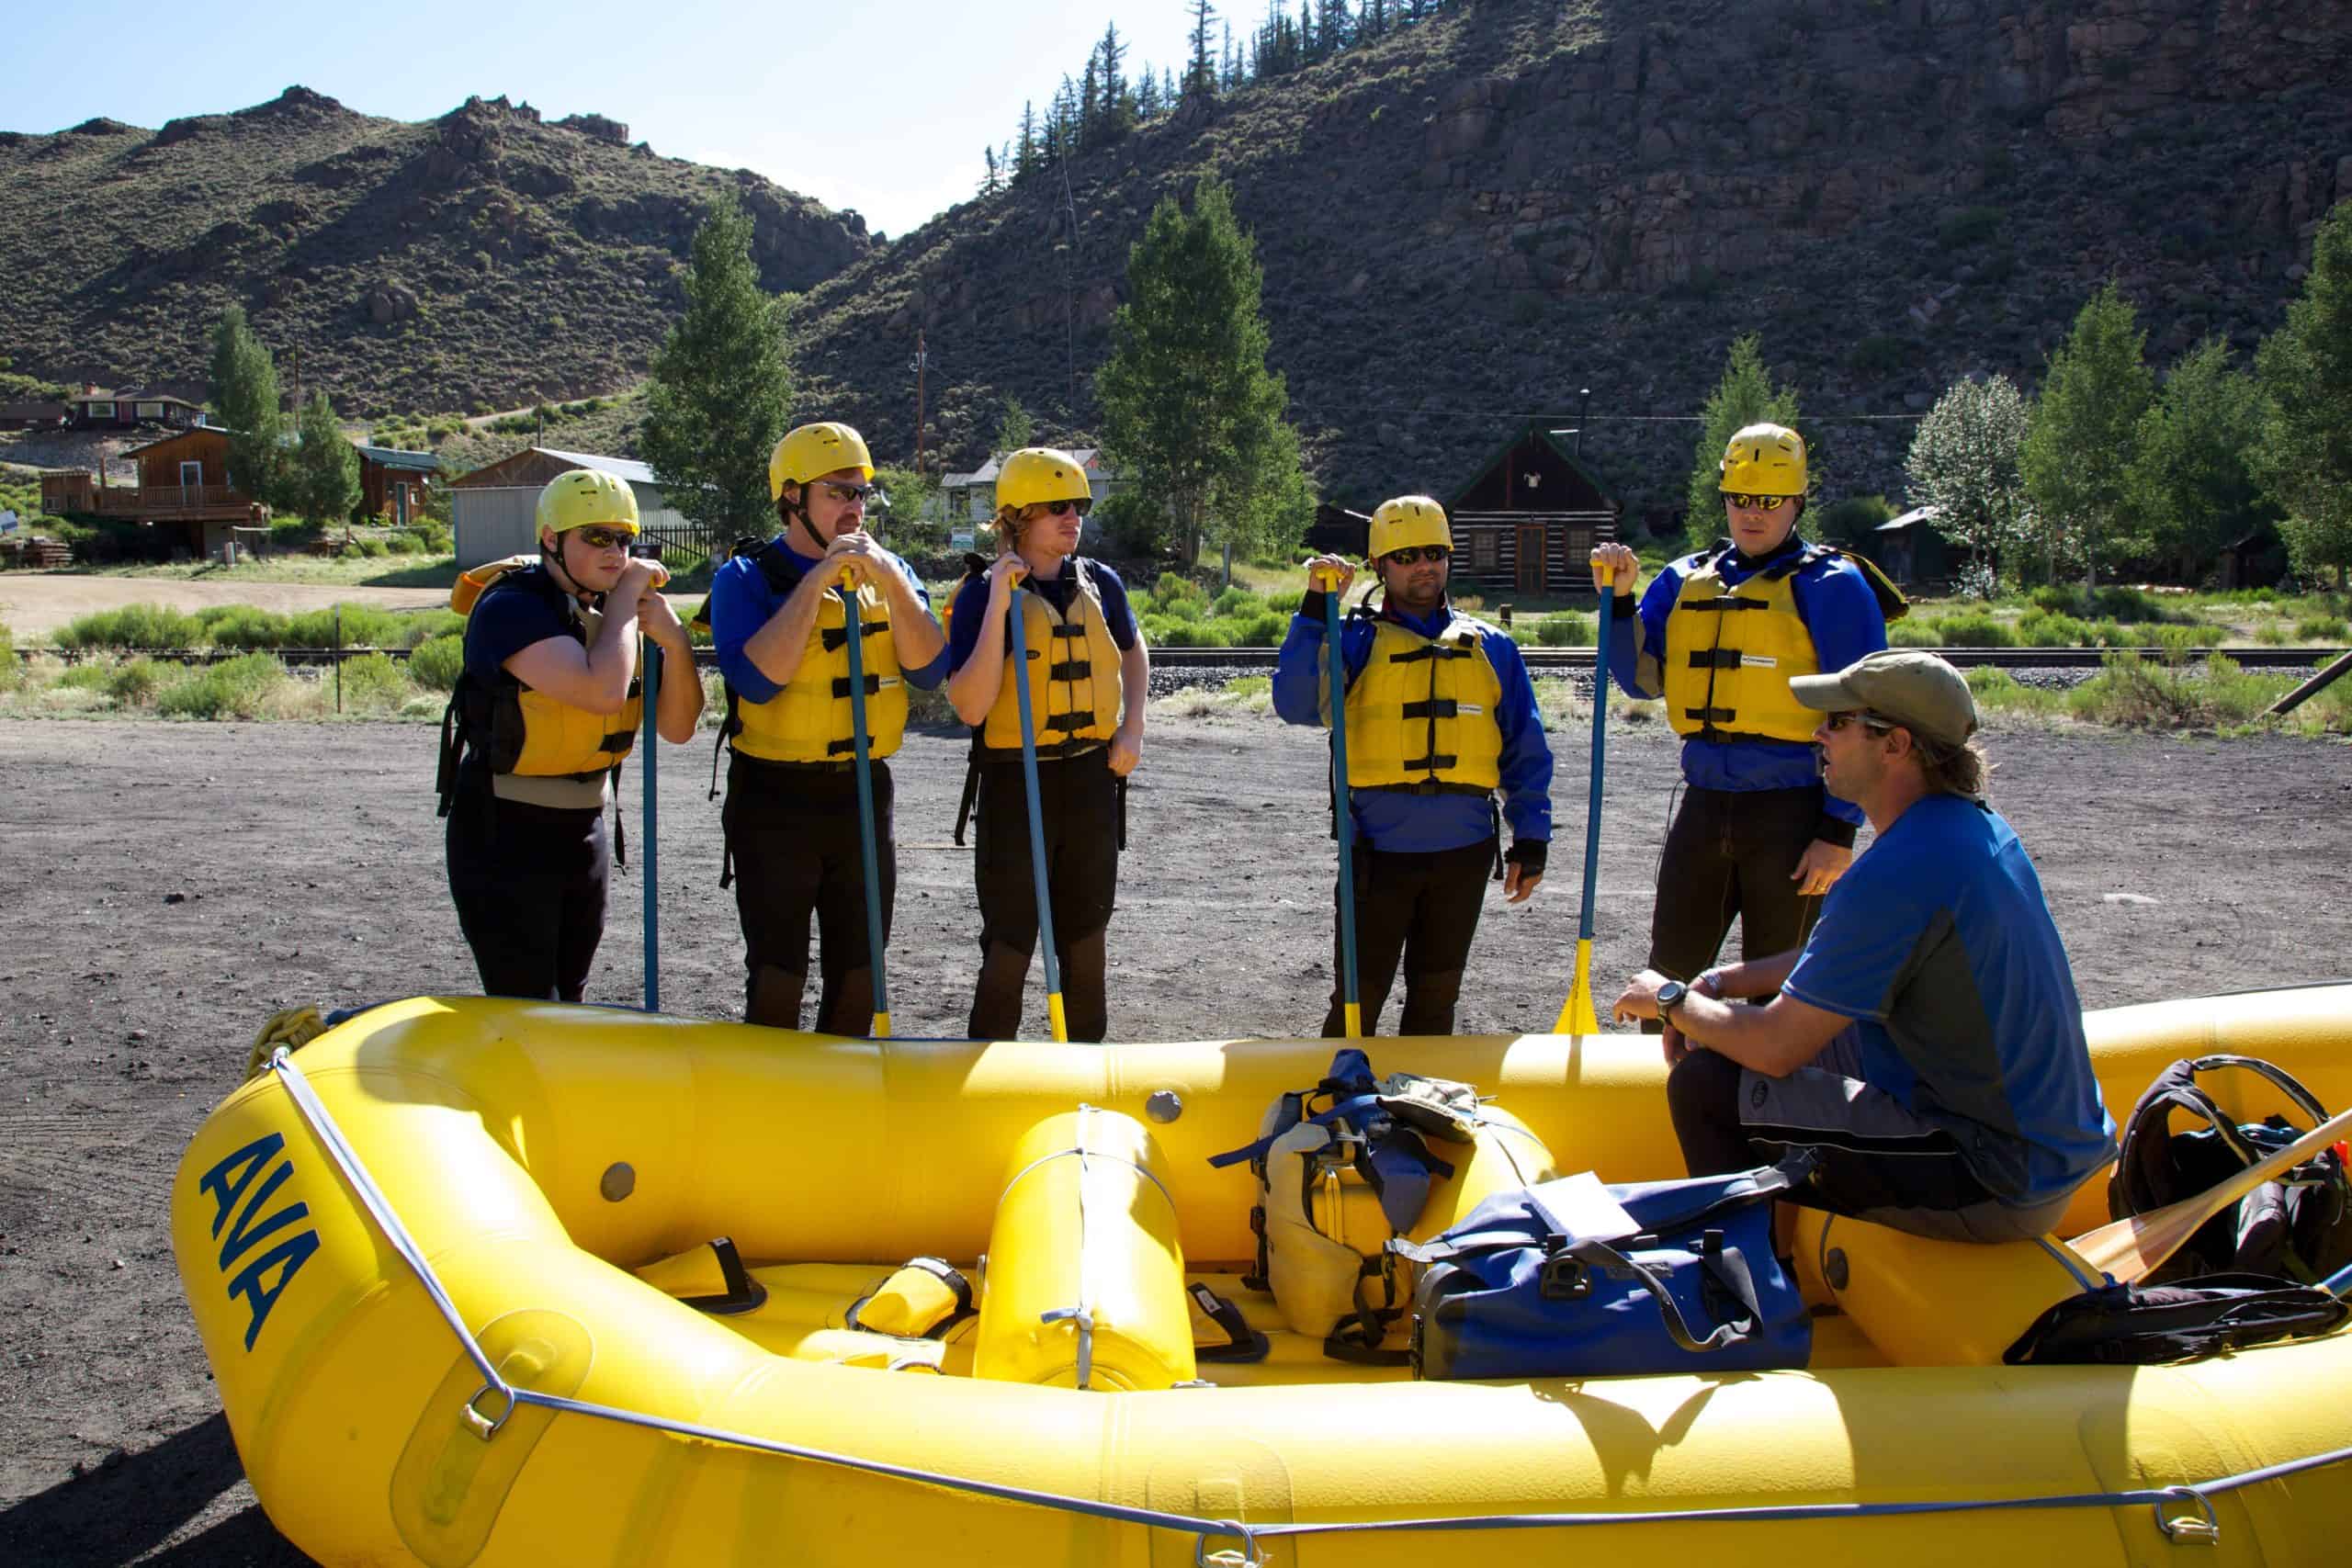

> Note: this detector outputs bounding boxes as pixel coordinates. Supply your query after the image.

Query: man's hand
[1790,838,1854,898]
[1589,542,1639,594]
[1611,966,1670,1024]
[1661,1020,1690,1066]
[613,558,664,605]
[1304,553,1355,599]
[823,530,881,588]
[639,587,690,652]
[1502,862,1542,903]
[988,553,1029,604]
[1108,724,1142,777]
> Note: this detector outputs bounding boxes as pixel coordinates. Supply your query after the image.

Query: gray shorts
[1739,1034,2075,1244]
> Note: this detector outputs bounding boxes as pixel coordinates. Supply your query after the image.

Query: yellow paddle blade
[1555,941,1601,1035]
[871,1011,891,1040]
[1046,992,1069,1044]
[2072,1106,2352,1283]
[1342,1001,1363,1040]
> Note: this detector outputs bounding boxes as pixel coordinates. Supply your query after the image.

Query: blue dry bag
[1396,1157,1814,1380]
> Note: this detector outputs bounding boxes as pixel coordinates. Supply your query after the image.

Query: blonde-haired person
[944,448,1148,1042]
[438,470,703,1000]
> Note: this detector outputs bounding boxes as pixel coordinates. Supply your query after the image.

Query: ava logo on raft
[198,1132,321,1351]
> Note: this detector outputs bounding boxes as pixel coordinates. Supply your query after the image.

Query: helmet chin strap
[783,485,831,555]
[539,536,605,610]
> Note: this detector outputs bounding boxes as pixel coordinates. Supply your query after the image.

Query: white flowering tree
[1905,374,2031,594]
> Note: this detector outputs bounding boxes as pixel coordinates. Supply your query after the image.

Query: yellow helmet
[1718,423,1807,496]
[995,446,1092,511]
[535,469,640,536]
[1368,495,1452,558]
[770,422,875,500]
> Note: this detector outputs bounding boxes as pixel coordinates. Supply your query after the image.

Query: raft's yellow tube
[973,1105,1194,1390]
[1794,1210,2103,1366]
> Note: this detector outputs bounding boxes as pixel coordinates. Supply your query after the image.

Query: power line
[1285,406,1929,423]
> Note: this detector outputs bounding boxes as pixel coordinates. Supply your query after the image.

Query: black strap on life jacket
[1187,1282,1272,1363]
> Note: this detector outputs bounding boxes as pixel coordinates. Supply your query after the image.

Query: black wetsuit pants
[446,787,609,1003]
[722,753,895,1036]
[1646,782,1832,985]
[968,748,1119,1043]
[1320,838,1494,1038]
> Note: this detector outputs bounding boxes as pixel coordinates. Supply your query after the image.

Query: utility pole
[910,331,931,476]
[1577,387,1591,456]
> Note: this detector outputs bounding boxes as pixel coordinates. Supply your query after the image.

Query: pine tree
[2126,338,2277,583]
[1683,335,1804,547]
[1186,0,1218,98]
[1014,102,1039,182]
[1096,176,1310,570]
[206,305,287,510]
[980,146,1001,197]
[1098,22,1131,141]
[639,197,794,546]
[290,390,359,528]
[1137,64,1163,121]
[1363,0,1388,40]
[1905,375,2031,589]
[1318,0,1352,54]
[2252,199,2352,588]
[1079,56,1100,150]
[2020,281,2154,588]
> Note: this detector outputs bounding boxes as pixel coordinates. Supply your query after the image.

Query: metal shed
[449,446,695,568]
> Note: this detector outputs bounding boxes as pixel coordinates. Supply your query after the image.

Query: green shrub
[398,610,467,647]
[198,606,295,649]
[1211,586,1262,617]
[337,652,412,712]
[1536,613,1595,647]
[2293,615,2347,641]
[2016,610,2089,647]
[106,658,168,705]
[1962,665,2066,718]
[0,620,17,693]
[155,652,287,719]
[1262,589,1305,614]
[2256,621,2293,645]
[409,633,467,693]
[288,603,401,648]
[268,518,321,549]
[55,660,114,693]
[1888,619,1943,647]
[55,603,202,651]
[2152,624,2225,660]
[1929,613,2016,648]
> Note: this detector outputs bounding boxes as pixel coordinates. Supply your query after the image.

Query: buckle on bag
[1538,1254,1592,1301]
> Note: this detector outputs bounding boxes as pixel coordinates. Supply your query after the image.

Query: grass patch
[153,652,288,720]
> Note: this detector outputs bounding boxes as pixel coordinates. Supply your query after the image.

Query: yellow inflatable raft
[172,987,2352,1566]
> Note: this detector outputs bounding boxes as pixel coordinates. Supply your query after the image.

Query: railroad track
[12,645,2343,672]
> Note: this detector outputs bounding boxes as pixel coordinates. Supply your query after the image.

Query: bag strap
[1187,1282,1272,1363]
[1556,1235,1757,1355]
[2188,1054,2335,1129]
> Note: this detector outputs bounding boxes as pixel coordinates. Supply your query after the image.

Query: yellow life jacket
[978,562,1124,756]
[1663,548,1826,745]
[1325,608,1503,793]
[731,575,908,764]
[437,562,640,813]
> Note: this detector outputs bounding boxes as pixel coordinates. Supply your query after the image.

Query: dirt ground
[2,710,2348,1565]
[0,576,451,640]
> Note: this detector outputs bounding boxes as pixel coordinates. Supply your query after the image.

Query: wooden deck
[41,479,260,524]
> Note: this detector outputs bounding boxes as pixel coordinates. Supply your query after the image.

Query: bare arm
[878,561,946,671]
[741,568,836,689]
[639,589,704,744]
[1108,623,1150,776]
[503,562,657,715]
[946,557,1028,725]
[1704,949,1804,998]
[1671,992,1850,1077]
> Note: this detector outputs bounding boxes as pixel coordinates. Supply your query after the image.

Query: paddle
[639,633,661,1013]
[1007,586,1069,1043]
[1319,565,1363,1039]
[839,571,892,1039]
[1554,558,1616,1035]
[2071,1105,2352,1284]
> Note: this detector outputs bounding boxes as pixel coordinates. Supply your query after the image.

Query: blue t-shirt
[1782,793,2116,1206]
[1604,536,1887,829]
[708,534,946,703]
[1271,596,1553,854]
[463,566,576,683]
[945,557,1138,672]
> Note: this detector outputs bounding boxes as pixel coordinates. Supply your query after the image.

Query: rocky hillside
[0,88,869,418]
[793,0,2352,525]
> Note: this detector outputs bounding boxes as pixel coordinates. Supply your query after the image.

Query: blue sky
[2,0,1209,237]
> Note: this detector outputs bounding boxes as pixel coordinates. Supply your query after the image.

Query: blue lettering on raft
[198,1133,321,1351]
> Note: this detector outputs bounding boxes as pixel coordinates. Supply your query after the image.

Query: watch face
[1657,981,1687,1012]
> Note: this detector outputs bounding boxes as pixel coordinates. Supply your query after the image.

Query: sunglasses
[1035,498,1092,517]
[816,481,876,505]
[1725,493,1795,512]
[1822,710,1895,734]
[570,525,636,550]
[1385,545,1452,566]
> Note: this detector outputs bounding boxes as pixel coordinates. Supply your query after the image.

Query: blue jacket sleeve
[708,557,783,704]
[1606,564,1679,701]
[1484,627,1555,845]
[1793,561,1893,831]
[1272,597,1371,727]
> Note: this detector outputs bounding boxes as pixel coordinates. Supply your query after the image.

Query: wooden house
[1441,421,1620,598]
[39,426,266,558]
[0,401,68,431]
[1866,505,1968,591]
[64,385,206,431]
[354,445,440,525]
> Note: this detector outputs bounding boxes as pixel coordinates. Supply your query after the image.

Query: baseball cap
[1790,648,1977,750]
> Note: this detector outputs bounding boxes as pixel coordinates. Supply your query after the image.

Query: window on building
[86,401,117,422]
[1467,529,1498,571]
[136,401,164,421]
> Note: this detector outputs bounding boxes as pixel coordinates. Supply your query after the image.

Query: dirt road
[1,711,2346,1563]
[0,576,450,641]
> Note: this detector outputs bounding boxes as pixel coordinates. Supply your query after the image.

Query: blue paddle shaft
[1009,591,1064,1008]
[1577,582,1615,945]
[841,588,891,1024]
[1324,584,1361,1020]
[640,640,661,1013]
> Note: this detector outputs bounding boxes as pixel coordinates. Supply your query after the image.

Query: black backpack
[2004,1273,2347,1366]
[2108,1055,2352,1285]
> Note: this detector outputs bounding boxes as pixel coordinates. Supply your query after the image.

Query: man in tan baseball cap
[1611,644,2113,1243]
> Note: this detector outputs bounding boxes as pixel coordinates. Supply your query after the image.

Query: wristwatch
[1655,979,1690,1022]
